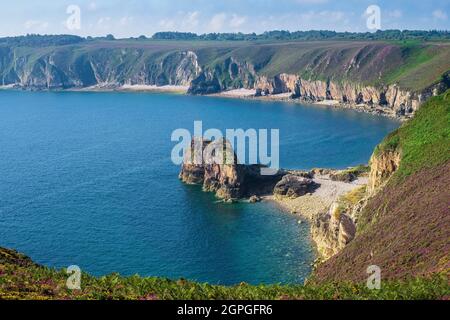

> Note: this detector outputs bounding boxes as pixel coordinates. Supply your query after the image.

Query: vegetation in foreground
[0,248,448,300]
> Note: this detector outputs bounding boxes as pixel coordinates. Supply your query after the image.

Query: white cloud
[97,17,111,29]
[208,13,227,32]
[300,10,345,23]
[389,10,403,18]
[120,16,134,26]
[230,14,247,29]
[158,11,200,31]
[256,10,355,33]
[88,2,97,11]
[159,18,176,30]
[181,11,200,29]
[24,20,49,31]
[432,10,447,20]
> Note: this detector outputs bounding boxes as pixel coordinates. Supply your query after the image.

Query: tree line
[1,30,449,47]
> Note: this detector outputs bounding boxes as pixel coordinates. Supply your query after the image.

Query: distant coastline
[0,84,408,120]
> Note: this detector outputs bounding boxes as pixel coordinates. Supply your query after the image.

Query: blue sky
[0,0,449,37]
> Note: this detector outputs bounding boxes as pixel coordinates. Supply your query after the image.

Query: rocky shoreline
[1,84,415,121]
[2,40,449,122]
[178,138,375,262]
[209,90,409,120]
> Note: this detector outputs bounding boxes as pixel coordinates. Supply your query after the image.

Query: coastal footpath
[1,37,450,119]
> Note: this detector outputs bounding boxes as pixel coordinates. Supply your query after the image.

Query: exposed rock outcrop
[179,138,285,200]
[368,149,401,195]
[273,175,318,198]
[3,40,448,119]
[252,74,439,118]
[189,58,256,95]
[2,49,202,90]
[309,141,401,262]
[330,171,357,183]
[312,203,357,260]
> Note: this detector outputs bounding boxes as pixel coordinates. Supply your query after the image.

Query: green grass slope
[375,89,450,180]
[314,90,450,282]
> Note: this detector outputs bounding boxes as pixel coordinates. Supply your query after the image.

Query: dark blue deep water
[0,91,399,285]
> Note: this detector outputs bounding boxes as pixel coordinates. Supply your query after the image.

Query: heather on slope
[314,90,450,282]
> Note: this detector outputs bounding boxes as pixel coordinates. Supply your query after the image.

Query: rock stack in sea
[179,138,285,201]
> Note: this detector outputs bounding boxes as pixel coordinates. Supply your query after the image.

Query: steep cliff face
[188,57,256,94]
[312,203,357,260]
[2,40,449,118]
[311,182,367,261]
[313,91,450,282]
[368,149,401,195]
[310,131,401,261]
[189,62,448,118]
[1,48,202,89]
[252,74,440,118]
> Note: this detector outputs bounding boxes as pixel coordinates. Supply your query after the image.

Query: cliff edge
[313,90,450,282]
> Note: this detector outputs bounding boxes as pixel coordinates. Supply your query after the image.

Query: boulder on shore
[330,171,357,183]
[273,174,318,198]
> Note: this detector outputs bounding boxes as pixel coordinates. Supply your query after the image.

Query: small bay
[0,91,399,285]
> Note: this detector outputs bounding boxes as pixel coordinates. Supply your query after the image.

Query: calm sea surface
[0,91,399,285]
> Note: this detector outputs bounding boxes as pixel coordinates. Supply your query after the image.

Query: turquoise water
[0,91,399,285]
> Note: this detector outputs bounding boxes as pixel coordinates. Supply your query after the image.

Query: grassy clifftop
[374,89,450,180]
[314,90,450,283]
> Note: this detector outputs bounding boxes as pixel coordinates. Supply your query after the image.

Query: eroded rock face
[253,75,430,118]
[368,149,401,195]
[179,139,285,200]
[250,71,449,118]
[4,49,202,90]
[189,58,257,95]
[202,161,247,200]
[179,138,212,184]
[312,203,357,261]
[273,174,317,198]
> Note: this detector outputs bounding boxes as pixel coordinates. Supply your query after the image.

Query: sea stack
[179,138,285,201]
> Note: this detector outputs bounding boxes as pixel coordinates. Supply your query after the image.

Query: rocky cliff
[312,202,357,260]
[253,74,438,118]
[2,40,449,119]
[311,133,402,261]
[179,138,285,200]
[367,149,401,195]
[313,90,450,282]
[310,172,368,261]
[0,47,202,89]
